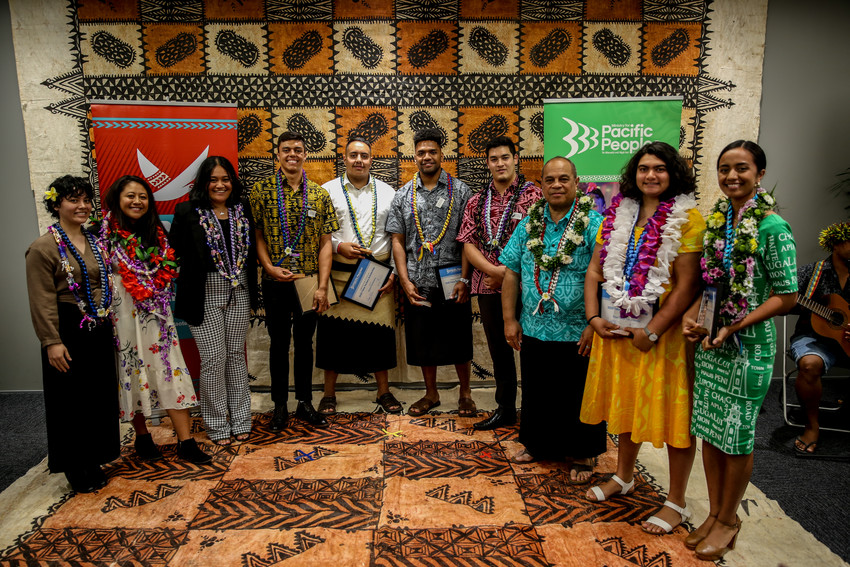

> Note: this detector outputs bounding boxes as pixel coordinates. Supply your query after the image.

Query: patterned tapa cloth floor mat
[0,412,713,566]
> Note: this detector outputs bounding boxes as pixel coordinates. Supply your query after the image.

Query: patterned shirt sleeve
[762,215,798,294]
[678,208,707,253]
[456,193,480,244]
[249,180,265,232]
[385,186,407,235]
[499,217,528,273]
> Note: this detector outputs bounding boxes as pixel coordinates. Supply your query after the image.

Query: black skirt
[403,294,473,366]
[519,335,607,460]
[316,316,397,374]
[41,302,120,473]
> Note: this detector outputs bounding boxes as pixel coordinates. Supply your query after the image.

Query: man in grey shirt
[387,128,476,418]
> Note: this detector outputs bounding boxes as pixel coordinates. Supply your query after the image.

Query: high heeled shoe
[684,514,717,549]
[694,516,741,561]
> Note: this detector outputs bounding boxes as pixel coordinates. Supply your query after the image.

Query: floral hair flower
[44,187,58,202]
[818,221,850,251]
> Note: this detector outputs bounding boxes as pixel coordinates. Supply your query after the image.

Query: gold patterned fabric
[249,173,339,276]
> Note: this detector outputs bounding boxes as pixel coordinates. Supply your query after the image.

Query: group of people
[25,127,848,561]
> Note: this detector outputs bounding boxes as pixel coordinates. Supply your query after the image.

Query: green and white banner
[543,97,683,182]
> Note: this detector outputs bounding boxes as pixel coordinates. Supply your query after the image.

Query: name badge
[307,208,317,218]
[511,212,523,220]
[436,197,446,209]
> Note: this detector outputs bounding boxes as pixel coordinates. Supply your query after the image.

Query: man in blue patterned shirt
[500,156,607,482]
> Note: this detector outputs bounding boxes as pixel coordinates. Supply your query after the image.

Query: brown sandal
[458,397,477,417]
[408,397,440,417]
[376,392,403,414]
[318,396,337,416]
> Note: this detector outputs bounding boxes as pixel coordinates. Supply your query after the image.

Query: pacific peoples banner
[543,97,683,183]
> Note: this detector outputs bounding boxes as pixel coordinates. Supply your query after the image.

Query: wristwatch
[458,278,470,285]
[643,327,659,343]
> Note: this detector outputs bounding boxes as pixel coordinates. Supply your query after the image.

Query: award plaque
[294,273,339,314]
[340,256,393,310]
[435,264,463,302]
[693,284,724,340]
[599,285,654,335]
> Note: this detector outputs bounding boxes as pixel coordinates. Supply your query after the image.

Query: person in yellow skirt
[581,142,705,535]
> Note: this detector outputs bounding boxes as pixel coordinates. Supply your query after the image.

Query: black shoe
[134,433,163,460]
[87,466,108,489]
[295,400,329,428]
[473,407,517,431]
[270,404,289,432]
[177,438,213,464]
[64,468,98,493]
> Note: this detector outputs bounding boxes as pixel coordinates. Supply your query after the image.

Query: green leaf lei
[525,191,594,271]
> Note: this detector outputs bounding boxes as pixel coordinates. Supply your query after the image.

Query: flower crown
[819,221,850,251]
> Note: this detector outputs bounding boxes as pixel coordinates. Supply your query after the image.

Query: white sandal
[587,474,635,502]
[642,499,691,534]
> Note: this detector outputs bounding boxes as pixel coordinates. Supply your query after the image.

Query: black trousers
[519,335,607,460]
[477,293,518,411]
[262,280,317,405]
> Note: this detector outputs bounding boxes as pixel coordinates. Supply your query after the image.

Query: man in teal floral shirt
[499,156,607,482]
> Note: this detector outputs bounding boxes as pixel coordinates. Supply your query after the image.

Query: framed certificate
[340,256,393,310]
[294,273,339,314]
[599,285,654,334]
[694,284,724,341]
[435,264,463,302]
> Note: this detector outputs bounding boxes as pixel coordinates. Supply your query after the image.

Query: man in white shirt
[315,137,401,415]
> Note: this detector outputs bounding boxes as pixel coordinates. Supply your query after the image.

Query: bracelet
[587,315,600,325]
[458,277,470,285]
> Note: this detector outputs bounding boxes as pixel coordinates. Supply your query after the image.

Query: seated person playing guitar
[789,221,850,456]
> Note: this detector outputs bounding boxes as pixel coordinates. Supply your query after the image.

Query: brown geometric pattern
[0,413,711,566]
[384,440,512,479]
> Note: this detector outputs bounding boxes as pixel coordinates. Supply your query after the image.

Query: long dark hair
[189,156,244,209]
[103,175,164,247]
[619,141,695,201]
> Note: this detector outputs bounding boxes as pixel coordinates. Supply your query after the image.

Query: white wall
[1,0,42,390]
[759,0,850,264]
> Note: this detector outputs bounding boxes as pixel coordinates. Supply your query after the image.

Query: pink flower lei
[600,192,696,317]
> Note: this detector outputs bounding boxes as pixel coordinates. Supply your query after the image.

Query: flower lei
[474,176,531,251]
[525,191,594,314]
[411,171,454,260]
[701,187,775,326]
[340,175,377,249]
[103,212,181,376]
[276,169,308,259]
[48,223,113,328]
[197,204,251,288]
[600,192,696,317]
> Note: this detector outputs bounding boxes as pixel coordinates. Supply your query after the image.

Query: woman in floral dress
[581,142,705,535]
[103,175,211,464]
[683,141,797,561]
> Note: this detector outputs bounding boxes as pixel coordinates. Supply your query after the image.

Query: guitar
[797,293,850,357]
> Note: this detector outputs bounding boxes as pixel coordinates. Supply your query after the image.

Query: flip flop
[794,436,818,457]
[318,396,337,416]
[568,459,595,485]
[458,397,478,417]
[408,397,440,417]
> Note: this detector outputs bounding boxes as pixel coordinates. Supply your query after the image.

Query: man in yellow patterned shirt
[250,131,339,431]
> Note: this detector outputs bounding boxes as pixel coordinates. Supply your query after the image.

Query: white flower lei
[601,193,695,316]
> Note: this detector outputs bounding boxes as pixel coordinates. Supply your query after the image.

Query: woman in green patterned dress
[683,140,798,561]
